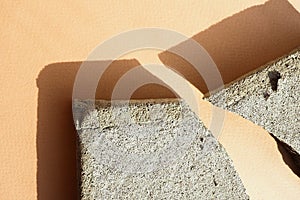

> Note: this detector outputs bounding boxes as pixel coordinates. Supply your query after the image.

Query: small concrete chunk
[74,99,248,200]
[207,49,300,157]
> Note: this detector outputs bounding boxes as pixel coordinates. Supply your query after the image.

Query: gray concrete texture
[207,49,300,159]
[74,99,249,199]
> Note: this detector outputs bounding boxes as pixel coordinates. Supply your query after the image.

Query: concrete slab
[74,99,248,199]
[207,49,300,161]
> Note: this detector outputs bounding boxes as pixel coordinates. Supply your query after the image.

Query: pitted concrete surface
[207,49,300,157]
[74,99,248,200]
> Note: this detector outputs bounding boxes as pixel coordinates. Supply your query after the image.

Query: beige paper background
[1,0,300,199]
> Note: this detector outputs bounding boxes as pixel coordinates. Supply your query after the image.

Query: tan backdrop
[1,0,300,199]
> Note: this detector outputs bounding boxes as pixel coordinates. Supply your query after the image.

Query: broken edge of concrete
[207,49,300,168]
[73,99,249,199]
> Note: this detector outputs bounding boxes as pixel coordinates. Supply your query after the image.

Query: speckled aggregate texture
[207,49,300,156]
[74,99,248,200]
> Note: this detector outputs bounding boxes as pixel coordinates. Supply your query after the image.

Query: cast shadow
[271,134,300,177]
[36,59,176,200]
[159,0,300,94]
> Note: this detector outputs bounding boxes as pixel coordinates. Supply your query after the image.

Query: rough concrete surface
[74,99,248,200]
[207,49,300,158]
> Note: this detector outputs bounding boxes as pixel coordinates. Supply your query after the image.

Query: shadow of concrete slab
[36,59,176,200]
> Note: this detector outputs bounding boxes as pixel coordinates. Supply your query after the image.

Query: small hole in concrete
[213,179,218,186]
[268,70,281,91]
[263,91,270,100]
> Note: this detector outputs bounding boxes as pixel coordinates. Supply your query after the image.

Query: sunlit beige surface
[0,1,299,199]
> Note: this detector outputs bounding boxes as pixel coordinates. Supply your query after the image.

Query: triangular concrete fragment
[207,49,300,168]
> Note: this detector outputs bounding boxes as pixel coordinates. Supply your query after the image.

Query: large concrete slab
[74,99,248,199]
